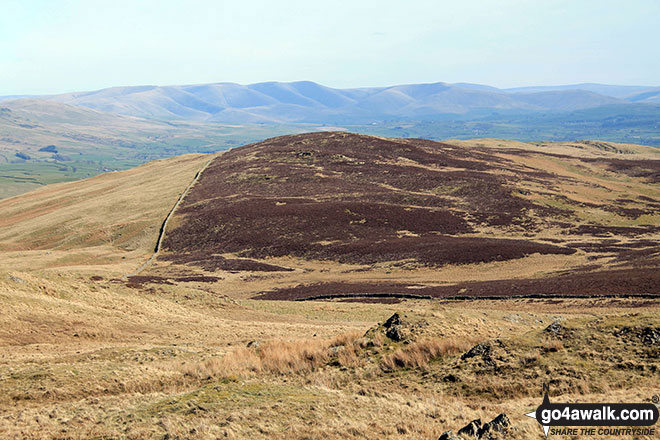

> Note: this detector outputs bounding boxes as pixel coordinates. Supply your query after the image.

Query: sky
[1,0,659,95]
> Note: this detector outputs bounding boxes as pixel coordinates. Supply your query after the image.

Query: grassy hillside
[0,153,212,273]
[1,134,658,439]
[0,268,657,439]
[153,133,660,301]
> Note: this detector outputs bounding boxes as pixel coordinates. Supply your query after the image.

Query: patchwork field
[0,133,658,439]
[0,99,312,199]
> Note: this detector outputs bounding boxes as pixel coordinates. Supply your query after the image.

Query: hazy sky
[2,0,659,95]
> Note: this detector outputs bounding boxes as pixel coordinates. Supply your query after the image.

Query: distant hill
[3,131,658,296]
[3,81,660,198]
[503,83,652,98]
[158,132,660,299]
[0,98,308,198]
[626,87,660,103]
[9,80,655,123]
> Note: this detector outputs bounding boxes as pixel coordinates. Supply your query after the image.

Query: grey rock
[386,324,406,342]
[457,418,481,438]
[478,413,511,438]
[461,343,491,361]
[641,327,660,346]
[544,321,564,336]
[384,313,401,328]
[8,275,26,284]
[438,430,460,440]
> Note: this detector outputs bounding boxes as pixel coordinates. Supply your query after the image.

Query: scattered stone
[8,275,26,284]
[440,414,511,439]
[457,418,481,438]
[478,414,511,439]
[386,325,406,342]
[461,343,491,361]
[384,313,401,328]
[186,404,209,415]
[438,431,460,440]
[613,326,660,346]
[544,321,564,337]
[641,327,660,346]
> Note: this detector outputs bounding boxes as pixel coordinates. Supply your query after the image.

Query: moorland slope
[149,132,660,300]
[2,133,659,439]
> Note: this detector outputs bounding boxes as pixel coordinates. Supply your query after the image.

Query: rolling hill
[3,82,660,200]
[12,80,655,123]
[0,99,310,198]
[3,132,658,295]
[0,152,212,272]
[2,132,659,439]
[153,132,660,300]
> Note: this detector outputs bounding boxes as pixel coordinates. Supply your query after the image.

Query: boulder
[8,275,26,284]
[478,413,511,439]
[544,321,564,337]
[461,343,491,361]
[438,431,460,440]
[386,325,406,342]
[384,313,401,328]
[641,327,660,346]
[457,418,481,438]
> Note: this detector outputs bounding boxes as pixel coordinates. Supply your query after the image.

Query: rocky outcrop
[383,312,407,341]
[614,326,660,346]
[544,321,564,337]
[457,419,481,438]
[478,414,511,439]
[440,413,511,439]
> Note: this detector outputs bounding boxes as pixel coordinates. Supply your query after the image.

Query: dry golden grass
[0,152,212,265]
[1,139,660,439]
[450,138,660,160]
[1,267,658,439]
[182,331,365,379]
[381,337,475,370]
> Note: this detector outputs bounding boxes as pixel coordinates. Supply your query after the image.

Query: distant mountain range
[2,81,659,123]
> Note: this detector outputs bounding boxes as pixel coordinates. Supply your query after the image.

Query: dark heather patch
[126,275,175,288]
[159,252,294,272]
[161,132,583,266]
[174,276,222,282]
[568,224,660,237]
[254,267,660,301]
[586,158,660,183]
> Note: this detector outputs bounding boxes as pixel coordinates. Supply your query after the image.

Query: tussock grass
[542,338,564,352]
[182,331,365,379]
[381,337,474,370]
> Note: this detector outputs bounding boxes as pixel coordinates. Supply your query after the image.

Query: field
[4,98,660,200]
[0,133,659,439]
[0,99,312,198]
[347,104,660,148]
